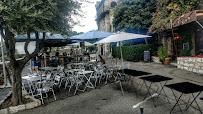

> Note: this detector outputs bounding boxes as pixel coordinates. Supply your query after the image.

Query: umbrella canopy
[94,32,152,44]
[15,32,71,47]
[67,41,93,47]
[15,32,66,40]
[94,32,152,73]
[70,30,112,40]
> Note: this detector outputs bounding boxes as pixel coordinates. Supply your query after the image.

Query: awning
[15,32,71,47]
[166,10,203,30]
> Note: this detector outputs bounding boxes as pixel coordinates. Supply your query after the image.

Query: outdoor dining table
[165,82,203,114]
[71,63,85,68]
[64,69,81,73]
[22,75,47,83]
[40,67,58,71]
[77,71,95,89]
[139,75,173,107]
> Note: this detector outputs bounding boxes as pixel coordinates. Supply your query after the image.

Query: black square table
[118,69,152,89]
[118,69,151,77]
[165,82,203,114]
[117,69,151,96]
[140,75,173,107]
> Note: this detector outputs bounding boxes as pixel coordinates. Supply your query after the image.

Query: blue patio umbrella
[70,30,112,40]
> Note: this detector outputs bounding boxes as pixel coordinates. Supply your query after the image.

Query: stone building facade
[95,0,123,56]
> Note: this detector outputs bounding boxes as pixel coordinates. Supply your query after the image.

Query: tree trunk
[10,64,24,106]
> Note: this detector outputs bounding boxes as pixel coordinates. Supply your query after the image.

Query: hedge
[112,44,156,62]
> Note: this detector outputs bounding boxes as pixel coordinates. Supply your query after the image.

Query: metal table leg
[143,80,156,107]
[157,81,170,104]
[185,92,202,114]
[170,89,183,114]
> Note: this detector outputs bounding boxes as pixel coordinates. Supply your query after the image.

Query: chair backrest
[54,75,61,85]
[43,80,54,88]
[83,56,89,61]
[90,54,97,61]
[67,64,72,70]
[97,62,103,66]
[29,68,33,74]
[46,73,52,80]
[59,72,65,77]
[93,66,97,72]
[123,62,130,69]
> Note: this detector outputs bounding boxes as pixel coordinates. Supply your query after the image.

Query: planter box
[152,56,161,63]
[177,57,203,74]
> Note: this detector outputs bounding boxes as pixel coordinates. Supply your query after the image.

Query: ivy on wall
[149,0,202,33]
[179,23,194,56]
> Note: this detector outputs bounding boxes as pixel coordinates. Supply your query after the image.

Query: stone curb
[0,91,12,107]
[0,95,41,114]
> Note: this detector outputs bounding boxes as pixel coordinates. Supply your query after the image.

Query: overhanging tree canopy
[0,0,81,106]
[113,0,157,34]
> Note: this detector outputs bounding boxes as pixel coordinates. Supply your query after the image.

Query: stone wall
[152,56,161,63]
[177,57,203,74]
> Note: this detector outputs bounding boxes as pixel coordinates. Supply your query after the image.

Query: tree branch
[24,31,31,55]
[21,32,46,65]
[0,25,6,39]
[0,25,9,49]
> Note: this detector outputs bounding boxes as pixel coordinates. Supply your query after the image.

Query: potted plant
[157,46,170,65]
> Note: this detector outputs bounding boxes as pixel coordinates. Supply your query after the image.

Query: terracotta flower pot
[164,58,170,65]
[0,77,4,85]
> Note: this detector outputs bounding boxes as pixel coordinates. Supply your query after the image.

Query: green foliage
[149,0,202,33]
[86,45,97,52]
[157,46,167,63]
[180,49,191,56]
[0,0,81,35]
[113,0,157,34]
[179,23,194,56]
[113,44,156,62]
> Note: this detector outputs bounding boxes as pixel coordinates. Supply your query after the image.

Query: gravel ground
[0,88,11,101]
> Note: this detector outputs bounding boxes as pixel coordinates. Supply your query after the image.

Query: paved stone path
[14,60,203,114]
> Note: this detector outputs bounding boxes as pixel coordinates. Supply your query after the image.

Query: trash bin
[144,51,150,62]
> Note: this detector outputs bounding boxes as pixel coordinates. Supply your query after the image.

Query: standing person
[55,50,59,57]
[70,48,73,55]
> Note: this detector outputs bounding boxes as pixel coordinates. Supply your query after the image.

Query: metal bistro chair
[35,80,56,104]
[69,71,85,95]
[92,66,103,87]
[64,71,75,89]
[53,74,62,91]
[22,79,35,97]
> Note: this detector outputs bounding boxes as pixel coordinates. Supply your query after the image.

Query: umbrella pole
[119,41,124,69]
[119,41,125,96]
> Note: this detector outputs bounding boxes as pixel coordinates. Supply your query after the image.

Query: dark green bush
[86,45,97,52]
[113,44,156,62]
[180,49,191,56]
